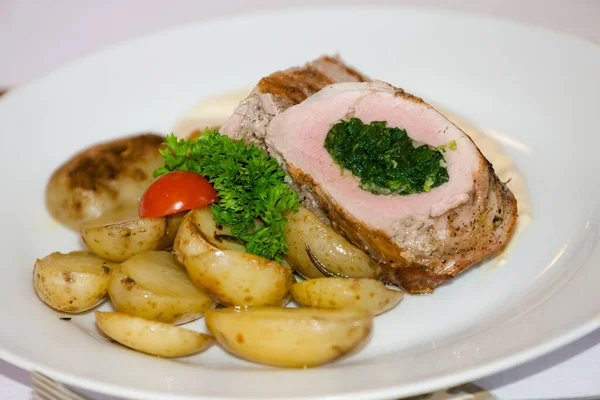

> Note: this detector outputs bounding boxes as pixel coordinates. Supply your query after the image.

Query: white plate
[0,6,599,400]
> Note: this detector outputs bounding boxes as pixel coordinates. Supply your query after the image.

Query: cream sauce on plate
[436,106,532,268]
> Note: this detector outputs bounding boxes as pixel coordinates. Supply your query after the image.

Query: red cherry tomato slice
[139,171,218,218]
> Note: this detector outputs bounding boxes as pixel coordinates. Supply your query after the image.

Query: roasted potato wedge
[96,311,214,357]
[46,133,165,230]
[292,278,403,315]
[161,211,186,248]
[205,307,373,367]
[184,250,293,307]
[81,207,184,262]
[108,251,214,324]
[191,207,248,252]
[284,206,376,279]
[172,210,218,264]
[173,207,247,264]
[173,208,293,272]
[34,251,116,313]
[191,207,294,270]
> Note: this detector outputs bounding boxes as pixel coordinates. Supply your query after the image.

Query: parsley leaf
[154,130,300,261]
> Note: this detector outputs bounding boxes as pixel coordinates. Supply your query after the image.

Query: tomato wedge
[139,171,218,218]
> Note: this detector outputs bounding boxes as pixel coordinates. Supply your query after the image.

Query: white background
[0,1,599,399]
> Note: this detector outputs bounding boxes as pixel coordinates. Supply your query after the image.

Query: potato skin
[284,206,376,279]
[173,207,249,265]
[107,253,214,324]
[292,278,403,315]
[159,211,185,249]
[189,207,247,252]
[34,251,116,313]
[96,311,214,357]
[81,208,184,262]
[172,210,218,264]
[184,250,294,307]
[46,133,165,230]
[205,307,373,368]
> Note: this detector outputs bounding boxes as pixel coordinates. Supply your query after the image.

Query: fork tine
[31,371,91,400]
[31,372,62,400]
[33,392,59,400]
[33,393,57,400]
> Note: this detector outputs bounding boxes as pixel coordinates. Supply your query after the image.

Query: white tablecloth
[1,1,599,399]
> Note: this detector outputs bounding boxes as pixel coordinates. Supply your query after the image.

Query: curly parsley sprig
[154,130,300,261]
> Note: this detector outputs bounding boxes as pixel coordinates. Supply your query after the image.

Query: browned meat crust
[223,55,368,151]
[257,55,368,107]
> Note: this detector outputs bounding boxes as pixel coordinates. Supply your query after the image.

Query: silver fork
[31,371,91,400]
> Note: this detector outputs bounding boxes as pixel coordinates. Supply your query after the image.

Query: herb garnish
[324,118,449,195]
[155,130,300,261]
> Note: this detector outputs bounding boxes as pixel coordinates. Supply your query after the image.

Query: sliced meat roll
[265,81,517,293]
[221,57,518,293]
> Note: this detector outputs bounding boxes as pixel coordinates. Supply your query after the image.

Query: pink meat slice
[268,82,478,224]
[266,81,517,293]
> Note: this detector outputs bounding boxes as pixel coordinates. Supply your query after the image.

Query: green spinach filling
[324,118,450,195]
